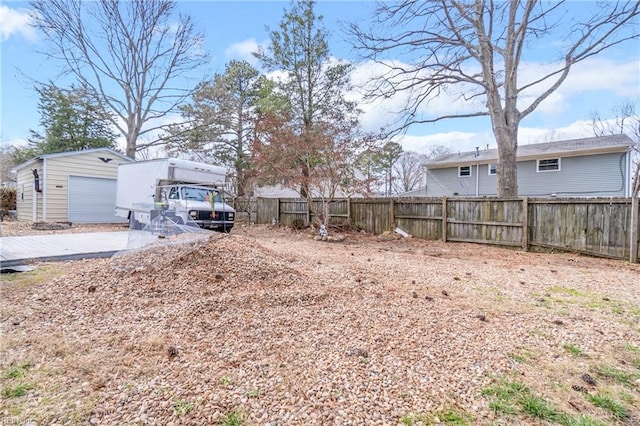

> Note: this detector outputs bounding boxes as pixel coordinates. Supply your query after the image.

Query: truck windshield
[181,187,223,203]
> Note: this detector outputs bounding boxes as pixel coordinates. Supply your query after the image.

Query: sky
[1,0,639,156]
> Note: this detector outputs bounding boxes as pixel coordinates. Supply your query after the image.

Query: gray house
[423,134,635,198]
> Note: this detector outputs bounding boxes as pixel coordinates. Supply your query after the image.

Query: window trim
[488,164,497,176]
[537,158,561,172]
[458,165,471,177]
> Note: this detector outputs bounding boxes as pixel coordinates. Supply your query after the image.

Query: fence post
[522,197,529,251]
[347,197,352,225]
[275,198,280,224]
[306,198,311,226]
[389,198,395,230]
[631,196,639,263]
[441,196,448,242]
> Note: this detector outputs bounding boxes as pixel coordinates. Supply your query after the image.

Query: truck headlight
[189,210,197,218]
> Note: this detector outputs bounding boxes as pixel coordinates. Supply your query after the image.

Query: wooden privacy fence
[237,196,640,262]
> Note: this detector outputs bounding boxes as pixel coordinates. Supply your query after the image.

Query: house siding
[426,167,477,196]
[16,161,42,221]
[44,152,124,221]
[517,152,627,197]
[426,152,628,197]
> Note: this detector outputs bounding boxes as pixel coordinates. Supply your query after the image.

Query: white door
[68,176,126,223]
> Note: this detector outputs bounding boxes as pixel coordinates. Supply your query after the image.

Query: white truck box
[115,158,234,232]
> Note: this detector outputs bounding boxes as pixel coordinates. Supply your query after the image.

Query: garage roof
[12,148,133,172]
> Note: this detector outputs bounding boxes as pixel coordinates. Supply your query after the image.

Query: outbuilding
[13,148,134,223]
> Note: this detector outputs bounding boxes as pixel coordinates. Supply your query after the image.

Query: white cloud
[349,55,639,135]
[516,57,639,114]
[394,131,491,154]
[349,60,485,133]
[224,38,264,65]
[392,118,608,156]
[0,5,36,42]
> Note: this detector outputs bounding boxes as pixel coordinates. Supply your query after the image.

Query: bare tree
[591,99,640,197]
[392,145,453,194]
[350,1,640,197]
[30,0,208,159]
[392,151,428,194]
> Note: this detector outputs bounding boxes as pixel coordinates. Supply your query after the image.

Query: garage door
[68,176,126,223]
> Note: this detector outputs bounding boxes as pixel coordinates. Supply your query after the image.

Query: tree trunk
[495,128,518,198]
[126,132,137,159]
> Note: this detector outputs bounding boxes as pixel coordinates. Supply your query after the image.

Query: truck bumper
[195,220,234,232]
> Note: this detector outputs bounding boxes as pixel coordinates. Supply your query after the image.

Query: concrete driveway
[0,231,130,268]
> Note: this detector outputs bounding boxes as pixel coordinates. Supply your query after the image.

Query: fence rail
[234,196,640,262]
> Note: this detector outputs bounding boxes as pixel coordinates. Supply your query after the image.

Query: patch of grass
[548,286,584,297]
[399,409,472,426]
[623,342,639,352]
[508,348,539,365]
[518,394,565,423]
[219,411,246,426]
[562,343,582,357]
[219,375,233,386]
[173,399,194,416]
[482,379,608,425]
[435,408,473,425]
[1,383,33,398]
[592,365,634,385]
[565,415,607,426]
[244,388,259,398]
[482,380,528,415]
[586,393,629,420]
[3,362,32,379]
[1,264,65,289]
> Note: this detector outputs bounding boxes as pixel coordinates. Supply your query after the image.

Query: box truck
[115,158,235,232]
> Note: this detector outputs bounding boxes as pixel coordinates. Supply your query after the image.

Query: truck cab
[165,185,234,231]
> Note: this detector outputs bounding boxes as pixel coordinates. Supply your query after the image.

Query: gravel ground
[1,224,639,425]
[0,219,128,237]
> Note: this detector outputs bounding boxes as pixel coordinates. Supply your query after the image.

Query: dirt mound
[74,234,301,293]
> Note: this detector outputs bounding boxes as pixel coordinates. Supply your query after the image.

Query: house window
[458,166,471,177]
[488,164,497,175]
[537,158,560,172]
